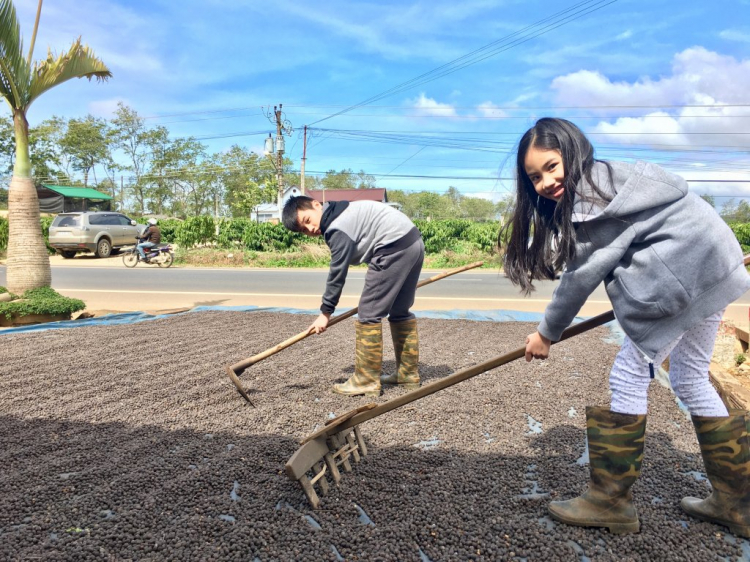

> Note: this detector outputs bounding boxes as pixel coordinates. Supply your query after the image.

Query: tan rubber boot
[548,406,646,534]
[380,318,420,389]
[680,409,750,538]
[333,321,382,397]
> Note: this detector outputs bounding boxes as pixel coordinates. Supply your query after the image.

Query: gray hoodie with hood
[537,160,750,359]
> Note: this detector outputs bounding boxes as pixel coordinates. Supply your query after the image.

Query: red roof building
[307,188,388,204]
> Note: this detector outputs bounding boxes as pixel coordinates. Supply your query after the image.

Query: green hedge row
[1,215,748,257]
[729,223,750,253]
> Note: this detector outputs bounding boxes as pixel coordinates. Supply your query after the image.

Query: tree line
[0,102,512,222]
[0,102,741,223]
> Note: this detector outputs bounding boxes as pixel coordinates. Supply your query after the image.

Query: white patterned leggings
[609,310,728,417]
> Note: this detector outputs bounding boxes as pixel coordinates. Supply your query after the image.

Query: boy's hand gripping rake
[284,310,616,508]
[226,261,485,405]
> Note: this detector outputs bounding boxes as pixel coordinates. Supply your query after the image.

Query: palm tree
[1,0,111,293]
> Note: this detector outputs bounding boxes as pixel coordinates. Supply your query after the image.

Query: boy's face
[297,200,323,237]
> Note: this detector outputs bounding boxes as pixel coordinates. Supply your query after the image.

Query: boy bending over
[282,196,424,396]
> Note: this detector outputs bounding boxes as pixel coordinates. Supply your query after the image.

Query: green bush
[40,216,55,254]
[175,216,216,248]
[729,223,750,254]
[0,216,7,252]
[155,218,181,243]
[0,286,85,320]
[213,219,314,252]
[415,219,499,254]
[6,215,746,262]
[465,222,500,253]
[216,217,252,248]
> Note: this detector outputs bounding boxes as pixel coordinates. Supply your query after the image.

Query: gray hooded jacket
[537,160,750,359]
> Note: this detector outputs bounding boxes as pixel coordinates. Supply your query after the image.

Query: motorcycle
[122,237,174,268]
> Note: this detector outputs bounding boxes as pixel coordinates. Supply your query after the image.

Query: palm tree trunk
[6,111,51,294]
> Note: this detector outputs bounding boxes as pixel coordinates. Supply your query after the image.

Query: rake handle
[302,254,750,432]
[317,309,616,438]
[228,261,485,374]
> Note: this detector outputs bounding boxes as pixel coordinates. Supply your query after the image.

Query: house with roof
[306,188,388,204]
[36,185,113,213]
[251,186,396,223]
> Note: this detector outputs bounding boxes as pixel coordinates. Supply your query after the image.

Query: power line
[138,102,750,123]
[309,0,617,126]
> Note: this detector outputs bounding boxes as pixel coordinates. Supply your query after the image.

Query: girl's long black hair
[499,117,612,294]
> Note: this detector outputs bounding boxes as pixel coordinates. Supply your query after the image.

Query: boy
[282,196,425,396]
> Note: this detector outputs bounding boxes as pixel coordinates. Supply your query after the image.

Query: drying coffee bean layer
[0,312,743,561]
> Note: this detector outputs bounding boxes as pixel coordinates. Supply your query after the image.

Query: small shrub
[0,216,8,252]
[0,286,86,320]
[736,353,746,367]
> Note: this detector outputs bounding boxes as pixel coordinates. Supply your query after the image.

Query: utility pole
[300,125,307,195]
[274,105,284,212]
[264,104,292,220]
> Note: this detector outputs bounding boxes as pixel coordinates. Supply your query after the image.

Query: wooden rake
[284,309,616,508]
[225,261,485,405]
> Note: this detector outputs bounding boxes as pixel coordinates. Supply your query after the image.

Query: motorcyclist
[137,218,162,261]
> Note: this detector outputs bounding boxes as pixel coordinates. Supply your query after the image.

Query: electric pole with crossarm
[263,104,293,220]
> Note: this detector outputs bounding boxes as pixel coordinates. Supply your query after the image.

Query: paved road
[1,255,749,325]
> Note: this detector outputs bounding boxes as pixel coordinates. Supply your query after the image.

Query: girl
[502,117,750,536]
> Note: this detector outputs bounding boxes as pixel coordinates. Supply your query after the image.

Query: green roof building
[37,185,113,213]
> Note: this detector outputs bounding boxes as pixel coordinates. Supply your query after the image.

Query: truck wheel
[95,238,112,258]
[60,250,77,259]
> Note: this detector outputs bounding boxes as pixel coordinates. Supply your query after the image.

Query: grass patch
[174,245,499,270]
[0,286,86,320]
[175,245,333,268]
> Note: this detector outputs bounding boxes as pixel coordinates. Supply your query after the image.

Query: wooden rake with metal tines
[284,309,617,508]
[225,261,485,406]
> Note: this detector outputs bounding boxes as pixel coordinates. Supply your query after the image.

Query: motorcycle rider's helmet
[148,218,158,226]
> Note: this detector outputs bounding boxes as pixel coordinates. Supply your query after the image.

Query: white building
[251,186,302,223]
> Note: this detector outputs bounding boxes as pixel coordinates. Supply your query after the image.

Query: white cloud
[549,47,750,196]
[552,47,750,107]
[410,93,457,117]
[615,30,633,40]
[719,29,750,43]
[550,47,750,151]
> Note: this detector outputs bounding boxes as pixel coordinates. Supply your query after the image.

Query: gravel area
[1,311,748,561]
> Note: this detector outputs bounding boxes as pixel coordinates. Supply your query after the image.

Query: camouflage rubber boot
[380,319,420,389]
[680,410,750,538]
[548,406,646,534]
[333,321,382,397]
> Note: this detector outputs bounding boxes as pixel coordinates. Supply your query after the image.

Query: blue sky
[15,0,750,207]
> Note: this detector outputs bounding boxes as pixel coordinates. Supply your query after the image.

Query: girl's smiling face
[524,146,566,202]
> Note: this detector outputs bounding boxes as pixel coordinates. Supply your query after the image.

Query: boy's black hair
[500,117,613,294]
[282,195,317,232]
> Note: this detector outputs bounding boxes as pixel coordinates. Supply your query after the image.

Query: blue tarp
[0,305,618,336]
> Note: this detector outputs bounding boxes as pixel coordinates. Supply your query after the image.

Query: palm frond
[0,0,29,107]
[26,37,111,108]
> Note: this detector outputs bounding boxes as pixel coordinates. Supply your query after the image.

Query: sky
[14,0,750,207]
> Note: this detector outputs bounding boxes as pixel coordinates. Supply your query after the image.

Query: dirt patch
[712,320,750,390]
[0,312,746,561]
